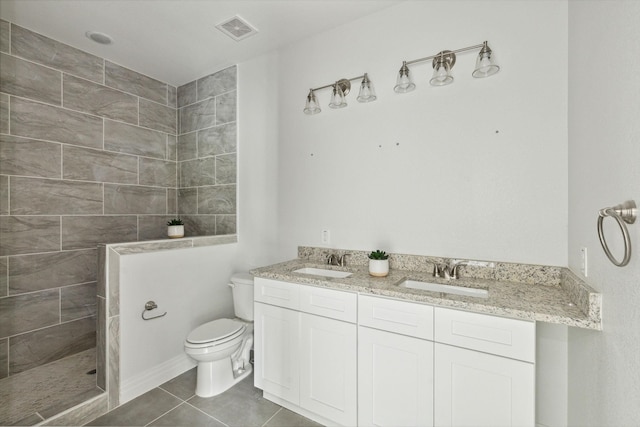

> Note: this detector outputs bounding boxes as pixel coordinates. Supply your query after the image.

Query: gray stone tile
[11,97,103,149]
[41,392,108,426]
[61,215,137,250]
[198,123,236,157]
[149,402,225,427]
[9,316,95,374]
[137,215,173,241]
[0,289,59,338]
[97,245,106,298]
[0,338,7,378]
[198,185,236,214]
[180,98,216,134]
[0,134,61,178]
[139,157,177,188]
[104,184,167,214]
[181,215,216,237]
[168,85,177,108]
[264,408,323,427]
[108,315,119,409]
[167,134,177,161]
[0,175,7,215]
[0,19,9,53]
[188,375,280,427]
[108,249,120,317]
[177,80,197,108]
[9,248,97,294]
[0,216,61,256]
[12,24,103,83]
[105,61,166,104]
[0,53,62,105]
[63,74,137,124]
[178,132,198,161]
[139,98,176,134]
[87,387,181,426]
[178,188,198,214]
[216,91,236,125]
[216,154,236,184]
[0,256,6,297]
[158,367,196,401]
[39,387,104,420]
[10,176,103,215]
[0,92,8,134]
[216,215,236,235]
[167,188,177,215]
[63,145,138,184]
[197,66,237,101]
[96,296,106,390]
[11,413,43,426]
[104,119,166,159]
[61,282,97,322]
[180,158,215,187]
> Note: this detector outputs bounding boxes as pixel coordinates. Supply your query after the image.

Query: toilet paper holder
[141,300,167,320]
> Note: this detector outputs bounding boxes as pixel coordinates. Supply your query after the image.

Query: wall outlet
[580,247,588,277]
[321,229,330,245]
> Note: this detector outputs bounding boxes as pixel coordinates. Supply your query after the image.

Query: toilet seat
[186,318,245,347]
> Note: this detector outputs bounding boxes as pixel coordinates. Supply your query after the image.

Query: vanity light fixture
[394,41,500,93]
[303,73,376,115]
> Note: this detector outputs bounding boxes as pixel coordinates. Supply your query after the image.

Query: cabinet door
[434,343,534,427]
[300,313,357,426]
[254,302,300,404]
[358,326,434,427]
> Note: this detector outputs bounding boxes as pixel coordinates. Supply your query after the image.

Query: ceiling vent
[216,15,258,41]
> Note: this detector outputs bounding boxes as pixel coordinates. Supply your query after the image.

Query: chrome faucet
[327,253,350,267]
[433,260,468,280]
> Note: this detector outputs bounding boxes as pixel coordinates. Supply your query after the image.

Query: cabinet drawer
[359,295,433,340]
[300,285,357,323]
[254,278,300,310]
[434,307,535,362]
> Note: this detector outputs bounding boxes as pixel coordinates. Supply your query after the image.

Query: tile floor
[0,348,102,426]
[86,368,322,427]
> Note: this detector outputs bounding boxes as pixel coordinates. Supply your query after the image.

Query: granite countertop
[250,253,602,331]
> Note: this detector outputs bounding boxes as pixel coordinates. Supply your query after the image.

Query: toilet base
[195,357,253,398]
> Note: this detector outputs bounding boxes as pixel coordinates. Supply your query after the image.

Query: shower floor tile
[0,348,102,426]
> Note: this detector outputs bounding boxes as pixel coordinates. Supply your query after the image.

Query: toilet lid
[187,318,245,344]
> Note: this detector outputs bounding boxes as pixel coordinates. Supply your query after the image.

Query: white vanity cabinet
[433,307,536,427]
[254,278,357,426]
[358,295,434,427]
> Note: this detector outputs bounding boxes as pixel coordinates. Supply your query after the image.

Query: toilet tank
[229,272,254,321]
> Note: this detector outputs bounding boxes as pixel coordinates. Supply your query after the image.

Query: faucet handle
[432,264,442,278]
[338,253,350,267]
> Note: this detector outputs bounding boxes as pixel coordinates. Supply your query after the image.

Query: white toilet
[184,272,254,397]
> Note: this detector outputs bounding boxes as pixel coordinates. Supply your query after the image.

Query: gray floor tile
[158,367,197,401]
[264,408,323,427]
[147,402,225,427]
[86,388,181,426]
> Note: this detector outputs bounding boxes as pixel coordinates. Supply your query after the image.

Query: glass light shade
[303,90,321,115]
[472,51,500,78]
[394,63,416,93]
[430,61,453,86]
[357,77,377,103]
[329,85,347,109]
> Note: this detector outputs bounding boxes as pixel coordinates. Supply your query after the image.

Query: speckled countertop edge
[250,254,602,331]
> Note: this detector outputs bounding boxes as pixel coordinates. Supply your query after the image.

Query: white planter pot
[369,259,389,277]
[167,225,184,238]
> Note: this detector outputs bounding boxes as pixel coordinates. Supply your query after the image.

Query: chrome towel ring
[597,200,636,267]
[141,300,167,320]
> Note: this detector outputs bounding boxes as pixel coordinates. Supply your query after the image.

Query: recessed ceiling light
[216,15,258,41]
[85,31,113,45]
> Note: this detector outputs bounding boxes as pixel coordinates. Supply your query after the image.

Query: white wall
[567,1,640,425]
[275,1,568,266]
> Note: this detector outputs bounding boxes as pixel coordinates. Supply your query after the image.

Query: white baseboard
[120,354,196,404]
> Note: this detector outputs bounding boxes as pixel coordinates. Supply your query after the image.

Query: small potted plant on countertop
[368,249,390,277]
[167,218,184,238]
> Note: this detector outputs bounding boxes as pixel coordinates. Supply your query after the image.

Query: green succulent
[368,250,389,260]
[167,218,184,226]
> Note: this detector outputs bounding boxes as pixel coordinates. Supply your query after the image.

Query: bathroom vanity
[251,247,601,427]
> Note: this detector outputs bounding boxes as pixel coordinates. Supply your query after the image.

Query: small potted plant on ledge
[368,249,390,277]
[167,218,184,238]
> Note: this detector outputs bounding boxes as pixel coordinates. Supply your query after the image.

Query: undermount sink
[399,279,488,298]
[293,267,353,279]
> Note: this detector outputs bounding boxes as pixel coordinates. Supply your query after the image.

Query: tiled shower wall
[0,20,237,379]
